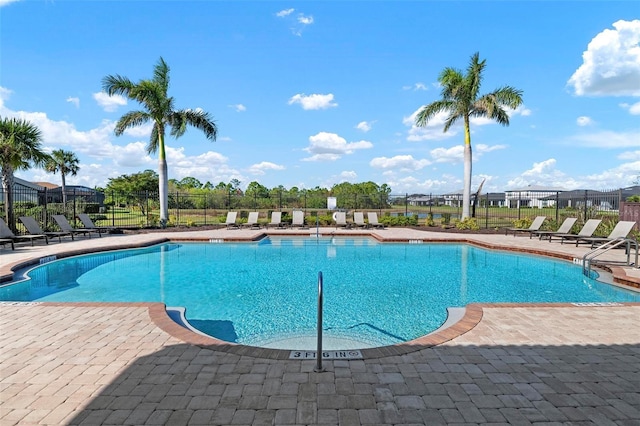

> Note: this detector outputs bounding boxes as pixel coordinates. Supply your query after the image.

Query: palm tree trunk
[158,132,169,228]
[462,122,472,220]
[1,167,16,232]
[61,173,67,206]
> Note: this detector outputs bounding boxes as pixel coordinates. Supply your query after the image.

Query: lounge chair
[0,238,15,250]
[531,217,577,241]
[19,216,72,243]
[504,216,546,237]
[367,212,385,229]
[353,212,367,228]
[0,217,48,246]
[574,220,637,248]
[291,210,308,229]
[77,213,117,234]
[224,212,239,229]
[548,219,602,244]
[333,212,349,229]
[52,214,101,238]
[267,211,285,228]
[243,212,260,229]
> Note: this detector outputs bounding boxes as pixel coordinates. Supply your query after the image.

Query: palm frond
[171,109,218,141]
[114,111,151,136]
[153,57,170,93]
[415,100,453,127]
[102,75,136,97]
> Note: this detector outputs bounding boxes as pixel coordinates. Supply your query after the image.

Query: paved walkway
[1,228,640,425]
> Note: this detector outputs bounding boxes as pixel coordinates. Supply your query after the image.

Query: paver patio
[1,228,639,425]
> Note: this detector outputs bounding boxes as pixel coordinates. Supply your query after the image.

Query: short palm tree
[0,117,50,230]
[102,57,217,227]
[45,149,80,206]
[415,52,523,219]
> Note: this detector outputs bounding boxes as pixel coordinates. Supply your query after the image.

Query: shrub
[627,195,640,202]
[425,212,435,227]
[511,217,533,229]
[441,213,451,225]
[454,218,479,230]
[84,203,100,214]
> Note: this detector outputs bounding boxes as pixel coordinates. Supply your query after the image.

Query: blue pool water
[2,237,639,348]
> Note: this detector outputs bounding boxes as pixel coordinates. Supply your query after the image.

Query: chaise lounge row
[505,215,637,247]
[222,211,386,230]
[0,214,115,250]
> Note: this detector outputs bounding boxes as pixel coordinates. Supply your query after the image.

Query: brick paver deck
[1,228,639,425]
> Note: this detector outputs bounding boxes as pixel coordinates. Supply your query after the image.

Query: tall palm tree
[45,149,80,206]
[415,52,523,219]
[102,57,217,227]
[0,117,50,230]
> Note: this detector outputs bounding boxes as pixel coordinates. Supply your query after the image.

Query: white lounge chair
[549,219,602,244]
[575,220,637,247]
[52,215,101,238]
[224,212,239,229]
[268,211,285,228]
[531,217,577,241]
[243,212,260,229]
[353,212,367,228]
[334,212,349,229]
[505,216,546,237]
[367,212,385,229]
[292,210,308,229]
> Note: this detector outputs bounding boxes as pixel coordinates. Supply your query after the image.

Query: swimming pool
[2,237,639,349]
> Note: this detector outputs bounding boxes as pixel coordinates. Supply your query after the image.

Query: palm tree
[0,117,50,230]
[45,149,80,206]
[102,57,217,227]
[415,52,523,219]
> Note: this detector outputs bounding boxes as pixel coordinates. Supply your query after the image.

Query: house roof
[34,182,59,189]
[506,185,565,192]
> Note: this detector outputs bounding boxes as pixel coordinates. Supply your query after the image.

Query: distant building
[505,186,565,208]
[46,185,105,205]
[0,177,44,205]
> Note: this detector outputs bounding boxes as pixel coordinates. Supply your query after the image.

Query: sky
[0,1,639,195]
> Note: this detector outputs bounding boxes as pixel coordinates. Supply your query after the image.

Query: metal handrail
[582,237,638,277]
[315,271,324,372]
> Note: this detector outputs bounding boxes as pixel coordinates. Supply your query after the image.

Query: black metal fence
[0,186,635,233]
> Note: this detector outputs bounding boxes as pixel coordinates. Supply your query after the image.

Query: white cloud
[0,86,12,102]
[0,0,20,7]
[404,107,456,142]
[568,130,640,148]
[123,123,153,138]
[510,105,532,117]
[355,120,374,132]
[229,104,246,112]
[369,155,431,171]
[522,158,557,177]
[339,170,357,180]
[302,132,372,161]
[93,91,127,112]
[568,19,640,96]
[277,8,313,36]
[429,144,506,164]
[298,14,313,25]
[620,101,640,115]
[618,150,640,161]
[276,8,294,17]
[577,116,593,126]
[66,97,80,108]
[248,161,285,175]
[288,93,337,110]
[402,82,428,91]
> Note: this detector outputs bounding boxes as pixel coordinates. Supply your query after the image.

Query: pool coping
[28,300,640,360]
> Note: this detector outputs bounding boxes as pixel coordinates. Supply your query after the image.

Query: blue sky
[1,1,638,194]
